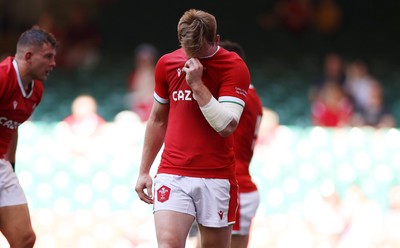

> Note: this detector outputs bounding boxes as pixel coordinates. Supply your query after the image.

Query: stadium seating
[15,118,399,247]
[17,123,399,214]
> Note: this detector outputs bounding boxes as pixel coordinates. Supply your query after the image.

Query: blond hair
[177,9,217,57]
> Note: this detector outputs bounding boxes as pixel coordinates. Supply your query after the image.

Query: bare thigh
[198,224,232,248]
[154,210,195,248]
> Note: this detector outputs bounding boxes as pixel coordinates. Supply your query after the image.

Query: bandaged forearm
[199,97,244,132]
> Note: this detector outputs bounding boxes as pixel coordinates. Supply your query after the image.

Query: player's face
[29,43,56,81]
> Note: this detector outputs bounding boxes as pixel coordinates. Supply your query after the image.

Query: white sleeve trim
[218,96,245,108]
[154,92,169,104]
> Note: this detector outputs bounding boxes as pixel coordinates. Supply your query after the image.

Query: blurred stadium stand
[12,122,400,247]
[18,123,399,213]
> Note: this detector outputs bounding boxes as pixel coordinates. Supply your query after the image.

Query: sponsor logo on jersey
[172,90,192,101]
[0,117,22,129]
[177,68,182,77]
[157,185,171,203]
[235,87,247,97]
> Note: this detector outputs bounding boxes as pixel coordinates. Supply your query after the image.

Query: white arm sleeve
[199,97,244,132]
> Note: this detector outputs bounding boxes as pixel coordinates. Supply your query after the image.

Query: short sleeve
[218,58,250,107]
[154,55,170,104]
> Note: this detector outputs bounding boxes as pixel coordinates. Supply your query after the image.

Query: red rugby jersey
[0,57,44,157]
[154,47,250,179]
[234,85,263,193]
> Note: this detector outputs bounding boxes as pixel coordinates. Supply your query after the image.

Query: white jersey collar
[12,59,34,98]
[199,46,220,59]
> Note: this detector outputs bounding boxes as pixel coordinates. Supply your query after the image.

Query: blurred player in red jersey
[135,9,250,248]
[63,94,106,137]
[0,27,57,247]
[219,40,263,248]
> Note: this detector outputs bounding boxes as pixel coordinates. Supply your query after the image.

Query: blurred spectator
[126,43,158,122]
[62,94,106,137]
[57,6,101,71]
[309,53,346,102]
[312,0,343,35]
[58,94,106,157]
[351,81,396,128]
[258,0,313,34]
[257,107,280,146]
[311,81,353,127]
[343,60,376,111]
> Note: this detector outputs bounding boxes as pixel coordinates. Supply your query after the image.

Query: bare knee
[9,229,36,248]
[157,233,185,248]
[0,204,36,248]
[23,230,36,248]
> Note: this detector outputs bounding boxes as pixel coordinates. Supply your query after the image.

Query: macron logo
[218,210,223,220]
[13,101,18,110]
